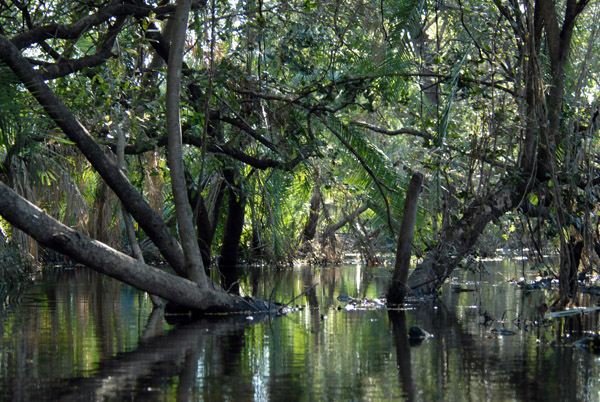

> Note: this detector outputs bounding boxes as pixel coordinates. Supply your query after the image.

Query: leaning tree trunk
[408,182,524,295]
[388,173,423,304]
[0,181,283,314]
[0,35,188,278]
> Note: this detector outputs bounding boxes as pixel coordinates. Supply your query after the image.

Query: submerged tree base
[0,182,295,316]
[164,296,290,319]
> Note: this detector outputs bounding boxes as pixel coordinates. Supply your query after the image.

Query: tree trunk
[115,121,162,307]
[166,0,206,285]
[0,35,188,278]
[218,168,246,293]
[0,181,283,314]
[194,194,215,270]
[191,175,226,271]
[388,173,423,304]
[408,182,523,295]
[301,185,322,244]
[560,239,583,300]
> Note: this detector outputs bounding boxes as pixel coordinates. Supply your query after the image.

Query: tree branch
[349,121,434,141]
[0,33,188,277]
[35,16,126,80]
[10,3,164,50]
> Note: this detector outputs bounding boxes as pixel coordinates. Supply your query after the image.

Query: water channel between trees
[1,260,600,401]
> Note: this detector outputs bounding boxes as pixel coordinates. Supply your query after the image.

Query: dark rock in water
[574,335,600,354]
[408,326,431,347]
[490,328,516,336]
[409,326,430,339]
[337,295,354,302]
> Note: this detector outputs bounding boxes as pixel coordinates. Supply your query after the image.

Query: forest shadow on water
[1,261,600,401]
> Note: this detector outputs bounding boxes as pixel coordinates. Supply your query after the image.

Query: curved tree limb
[35,16,127,80]
[349,121,434,141]
[0,180,283,313]
[117,135,298,170]
[11,3,163,50]
[0,34,188,277]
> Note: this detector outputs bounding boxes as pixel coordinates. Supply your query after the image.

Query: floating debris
[490,328,517,336]
[574,335,600,354]
[408,326,432,346]
[544,306,600,319]
[337,296,387,310]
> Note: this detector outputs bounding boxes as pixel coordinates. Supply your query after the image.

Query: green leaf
[527,193,539,206]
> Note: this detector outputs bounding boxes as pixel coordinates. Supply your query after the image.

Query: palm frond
[435,52,469,147]
[257,169,300,264]
[321,114,409,234]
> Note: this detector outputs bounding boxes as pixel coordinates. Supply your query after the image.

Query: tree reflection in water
[1,262,600,401]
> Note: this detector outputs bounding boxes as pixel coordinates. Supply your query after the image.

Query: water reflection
[389,310,415,401]
[46,316,255,401]
[0,262,600,401]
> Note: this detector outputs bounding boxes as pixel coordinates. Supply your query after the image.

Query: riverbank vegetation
[0,0,598,310]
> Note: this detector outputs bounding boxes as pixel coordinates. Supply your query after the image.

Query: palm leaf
[321,114,410,235]
[435,52,469,147]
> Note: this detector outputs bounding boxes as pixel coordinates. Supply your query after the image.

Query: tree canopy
[0,0,599,309]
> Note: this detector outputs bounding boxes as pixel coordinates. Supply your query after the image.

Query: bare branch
[349,121,434,141]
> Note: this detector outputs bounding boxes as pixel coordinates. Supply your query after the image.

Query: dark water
[1,261,599,401]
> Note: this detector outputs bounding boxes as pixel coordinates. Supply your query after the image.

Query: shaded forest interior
[0,0,599,311]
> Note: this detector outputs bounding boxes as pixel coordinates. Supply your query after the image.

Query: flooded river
[1,261,599,401]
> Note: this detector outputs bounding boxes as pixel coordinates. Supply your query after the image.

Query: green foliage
[1,0,599,269]
[435,53,468,147]
[322,115,407,232]
[0,63,30,172]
